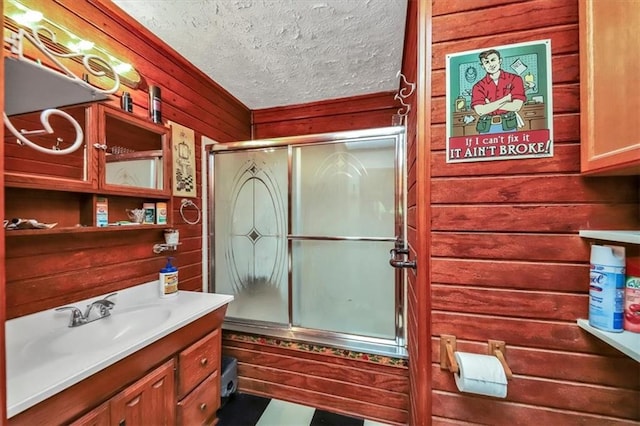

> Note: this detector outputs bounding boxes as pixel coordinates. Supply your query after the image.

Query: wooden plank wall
[429,0,639,424]
[252,92,399,139]
[1,0,7,421]
[403,1,430,425]
[4,0,251,319]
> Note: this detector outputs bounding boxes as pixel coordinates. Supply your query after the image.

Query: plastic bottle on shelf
[159,257,178,298]
[624,257,640,333]
[588,244,625,333]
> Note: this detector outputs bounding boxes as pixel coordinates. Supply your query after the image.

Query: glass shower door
[213,148,289,324]
[211,127,405,354]
[290,139,397,339]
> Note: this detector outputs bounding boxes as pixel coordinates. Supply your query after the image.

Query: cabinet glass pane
[4,105,88,181]
[104,114,164,190]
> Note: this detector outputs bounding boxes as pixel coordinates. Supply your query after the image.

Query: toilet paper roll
[454,351,508,398]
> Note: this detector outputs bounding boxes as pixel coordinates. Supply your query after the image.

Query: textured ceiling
[112,0,408,110]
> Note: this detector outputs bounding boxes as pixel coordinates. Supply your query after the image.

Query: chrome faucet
[55,293,117,327]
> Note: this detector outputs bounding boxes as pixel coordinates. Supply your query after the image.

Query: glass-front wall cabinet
[99,105,170,197]
[4,104,94,191]
[4,103,171,231]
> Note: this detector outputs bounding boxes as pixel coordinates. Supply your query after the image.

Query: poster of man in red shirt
[446,40,553,163]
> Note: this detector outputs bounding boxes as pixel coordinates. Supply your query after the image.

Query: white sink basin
[9,304,172,374]
[5,282,234,418]
[23,305,172,357]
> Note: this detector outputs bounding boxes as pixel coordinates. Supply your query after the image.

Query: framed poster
[169,121,196,197]
[446,40,553,163]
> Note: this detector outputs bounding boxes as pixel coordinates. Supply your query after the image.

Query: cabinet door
[4,104,98,191]
[579,0,640,175]
[69,401,110,426]
[110,358,176,426]
[97,105,171,197]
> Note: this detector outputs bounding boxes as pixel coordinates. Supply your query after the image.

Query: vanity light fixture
[4,0,140,87]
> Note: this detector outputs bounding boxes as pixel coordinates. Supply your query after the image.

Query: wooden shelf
[579,230,640,245]
[5,224,167,237]
[577,319,640,362]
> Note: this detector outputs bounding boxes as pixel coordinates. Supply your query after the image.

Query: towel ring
[179,199,201,225]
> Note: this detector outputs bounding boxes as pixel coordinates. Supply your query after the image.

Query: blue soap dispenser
[159,257,178,298]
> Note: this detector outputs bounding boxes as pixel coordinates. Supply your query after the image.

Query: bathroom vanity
[5,282,233,425]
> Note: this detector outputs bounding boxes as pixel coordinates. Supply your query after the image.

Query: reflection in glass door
[210,127,406,356]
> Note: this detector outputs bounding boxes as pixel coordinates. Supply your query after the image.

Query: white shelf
[4,57,108,116]
[577,319,640,362]
[579,230,640,245]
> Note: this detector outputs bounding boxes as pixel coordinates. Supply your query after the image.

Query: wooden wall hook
[488,340,513,379]
[440,334,459,373]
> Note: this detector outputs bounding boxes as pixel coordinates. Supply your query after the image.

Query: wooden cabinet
[98,105,171,198]
[177,329,222,425]
[69,402,110,426]
[579,0,640,175]
[9,307,228,426]
[4,103,172,234]
[70,359,177,426]
[110,359,176,426]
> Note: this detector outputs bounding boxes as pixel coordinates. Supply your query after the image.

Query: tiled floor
[217,392,392,426]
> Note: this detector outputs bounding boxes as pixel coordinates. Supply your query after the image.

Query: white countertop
[5,282,234,418]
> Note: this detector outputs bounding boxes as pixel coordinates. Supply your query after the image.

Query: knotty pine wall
[4,0,251,319]
[428,0,639,424]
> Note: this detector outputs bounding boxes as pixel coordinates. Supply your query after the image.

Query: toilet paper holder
[440,335,513,379]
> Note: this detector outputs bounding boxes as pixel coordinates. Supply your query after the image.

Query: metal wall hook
[393,71,416,124]
[396,70,416,98]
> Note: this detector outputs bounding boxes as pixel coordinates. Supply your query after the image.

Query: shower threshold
[222,321,408,360]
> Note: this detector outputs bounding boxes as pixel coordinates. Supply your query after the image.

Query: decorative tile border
[223,331,408,368]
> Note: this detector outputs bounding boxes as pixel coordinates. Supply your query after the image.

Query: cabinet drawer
[177,371,220,426]
[178,329,220,397]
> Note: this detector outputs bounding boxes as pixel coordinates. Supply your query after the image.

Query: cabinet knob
[199,403,207,411]
[200,357,208,366]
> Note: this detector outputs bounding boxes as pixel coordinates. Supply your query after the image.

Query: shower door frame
[207,126,408,358]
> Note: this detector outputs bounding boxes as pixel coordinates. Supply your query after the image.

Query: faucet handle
[101,292,118,306]
[101,293,117,308]
[55,306,86,327]
[85,292,118,319]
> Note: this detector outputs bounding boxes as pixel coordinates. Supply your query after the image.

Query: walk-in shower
[207,127,407,357]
